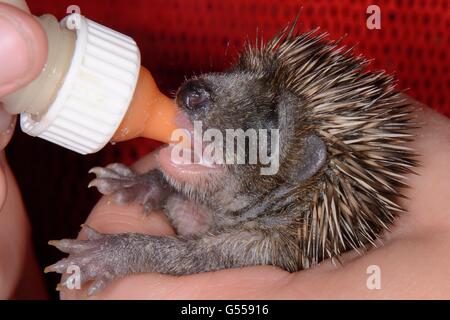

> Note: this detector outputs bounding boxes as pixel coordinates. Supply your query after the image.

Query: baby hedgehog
[46,22,418,295]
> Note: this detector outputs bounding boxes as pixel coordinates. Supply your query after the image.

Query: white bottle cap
[20,14,140,154]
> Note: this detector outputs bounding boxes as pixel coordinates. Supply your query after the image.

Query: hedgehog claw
[46,231,133,295]
[81,224,103,240]
[88,164,172,214]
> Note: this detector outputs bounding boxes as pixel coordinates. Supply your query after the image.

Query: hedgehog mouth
[158,112,223,182]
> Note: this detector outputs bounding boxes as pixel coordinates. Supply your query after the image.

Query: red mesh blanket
[7,0,449,295]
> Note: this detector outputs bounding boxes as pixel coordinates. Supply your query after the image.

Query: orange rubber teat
[112,66,178,144]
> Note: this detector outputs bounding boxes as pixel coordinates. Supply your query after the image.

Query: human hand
[60,99,450,299]
[0,0,47,299]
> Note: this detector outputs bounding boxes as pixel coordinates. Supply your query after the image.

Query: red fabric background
[6,0,449,296]
[27,0,449,115]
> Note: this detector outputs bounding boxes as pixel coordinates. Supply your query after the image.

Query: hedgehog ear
[295,133,327,183]
[276,91,327,182]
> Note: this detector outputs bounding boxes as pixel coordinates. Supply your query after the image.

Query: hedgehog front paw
[45,226,133,296]
[88,163,171,214]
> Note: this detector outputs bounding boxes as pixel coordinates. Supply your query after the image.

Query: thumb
[0,2,47,97]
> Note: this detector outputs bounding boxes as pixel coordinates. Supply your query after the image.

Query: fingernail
[0,15,33,93]
[0,106,15,134]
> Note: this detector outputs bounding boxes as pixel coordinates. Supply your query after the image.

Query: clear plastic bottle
[2,12,178,154]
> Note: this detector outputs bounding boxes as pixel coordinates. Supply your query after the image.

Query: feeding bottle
[2,12,178,154]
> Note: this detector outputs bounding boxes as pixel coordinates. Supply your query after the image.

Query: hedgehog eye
[178,80,211,112]
[295,133,327,182]
[184,88,210,111]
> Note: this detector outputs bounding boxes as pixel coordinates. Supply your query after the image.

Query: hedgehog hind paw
[46,227,128,296]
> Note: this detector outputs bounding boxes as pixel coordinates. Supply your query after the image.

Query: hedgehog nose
[177,79,211,115]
